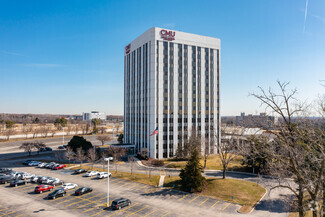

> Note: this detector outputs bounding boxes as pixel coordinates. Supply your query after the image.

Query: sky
[0,0,324,116]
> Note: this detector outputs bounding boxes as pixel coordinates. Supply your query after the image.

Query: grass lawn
[164,176,266,213]
[164,154,246,171]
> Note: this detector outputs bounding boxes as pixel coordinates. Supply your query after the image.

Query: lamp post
[104,157,113,208]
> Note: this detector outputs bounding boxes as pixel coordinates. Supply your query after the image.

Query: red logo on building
[160,29,175,41]
[125,44,131,54]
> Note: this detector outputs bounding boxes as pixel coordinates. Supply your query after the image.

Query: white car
[30,175,42,183]
[29,161,41,166]
[38,163,47,168]
[85,171,99,177]
[97,172,111,179]
[62,183,78,190]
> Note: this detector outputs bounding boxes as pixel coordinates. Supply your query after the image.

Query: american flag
[150,127,158,136]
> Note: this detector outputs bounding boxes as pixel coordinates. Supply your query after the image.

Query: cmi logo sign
[125,44,131,54]
[160,29,175,41]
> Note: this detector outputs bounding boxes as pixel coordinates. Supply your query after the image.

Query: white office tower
[124,27,220,159]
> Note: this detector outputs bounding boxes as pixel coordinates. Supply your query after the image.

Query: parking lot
[0,162,240,217]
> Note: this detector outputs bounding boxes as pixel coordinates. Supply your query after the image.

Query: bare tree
[65,147,75,164]
[218,136,237,179]
[251,81,324,217]
[34,142,46,155]
[22,125,31,139]
[55,151,65,163]
[96,135,111,146]
[128,156,135,176]
[203,139,210,169]
[88,147,98,169]
[106,147,126,172]
[4,128,15,140]
[49,128,56,137]
[75,147,86,168]
[19,142,35,156]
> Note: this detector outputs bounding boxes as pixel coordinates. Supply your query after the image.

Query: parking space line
[199,198,209,206]
[82,204,102,213]
[160,212,170,217]
[0,208,8,212]
[119,182,132,188]
[178,194,189,201]
[0,211,16,217]
[134,185,148,191]
[56,197,77,205]
[222,203,231,211]
[144,187,158,194]
[14,185,32,190]
[143,209,158,217]
[113,180,126,185]
[91,209,105,217]
[106,203,139,217]
[127,183,140,189]
[210,200,219,208]
[126,205,149,217]
[189,196,199,203]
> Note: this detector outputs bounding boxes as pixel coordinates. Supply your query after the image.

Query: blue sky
[0,0,324,116]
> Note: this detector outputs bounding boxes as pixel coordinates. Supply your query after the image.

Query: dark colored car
[34,185,54,193]
[62,145,67,149]
[0,175,16,184]
[111,198,131,210]
[23,160,34,165]
[10,179,28,187]
[73,169,87,174]
[40,147,52,152]
[47,188,67,199]
[57,146,64,149]
[75,187,93,196]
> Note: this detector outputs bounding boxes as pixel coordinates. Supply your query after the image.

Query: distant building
[82,111,106,121]
[235,112,276,129]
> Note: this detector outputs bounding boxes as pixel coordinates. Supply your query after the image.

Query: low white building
[82,111,106,121]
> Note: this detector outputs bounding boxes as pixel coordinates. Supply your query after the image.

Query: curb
[237,188,268,214]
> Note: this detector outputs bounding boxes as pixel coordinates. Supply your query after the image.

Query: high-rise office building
[124,27,220,159]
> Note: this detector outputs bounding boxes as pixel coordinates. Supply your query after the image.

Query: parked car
[111,198,131,210]
[44,162,56,168]
[10,179,28,187]
[23,160,34,165]
[38,176,50,184]
[49,164,59,170]
[0,168,12,173]
[47,188,66,199]
[97,172,111,179]
[85,171,99,177]
[30,175,42,183]
[38,162,47,168]
[40,147,52,152]
[57,146,64,149]
[0,176,16,184]
[62,145,67,149]
[73,169,87,174]
[75,187,93,196]
[28,161,41,166]
[34,185,54,194]
[48,179,64,186]
[52,164,66,170]
[62,183,78,190]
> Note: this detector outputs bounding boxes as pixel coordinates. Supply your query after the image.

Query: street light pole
[104,157,113,208]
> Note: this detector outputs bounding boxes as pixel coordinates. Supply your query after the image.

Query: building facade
[124,27,220,159]
[82,111,106,121]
